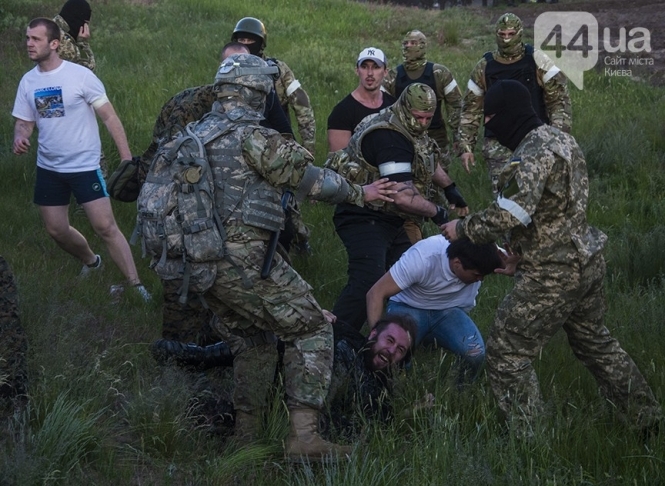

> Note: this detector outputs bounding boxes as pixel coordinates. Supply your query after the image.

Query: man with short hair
[457,13,571,192]
[442,79,661,437]
[367,236,515,383]
[327,47,396,152]
[231,17,316,156]
[12,18,149,300]
[324,313,416,440]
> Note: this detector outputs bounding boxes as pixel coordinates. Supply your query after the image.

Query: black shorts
[33,166,109,206]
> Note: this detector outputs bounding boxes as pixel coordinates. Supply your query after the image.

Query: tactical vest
[199,108,285,235]
[483,45,549,138]
[394,62,444,131]
[345,109,435,215]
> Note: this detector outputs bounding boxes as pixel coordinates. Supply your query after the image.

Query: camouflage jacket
[141,85,217,166]
[323,332,392,440]
[194,101,364,242]
[54,15,95,71]
[271,58,316,155]
[327,108,438,219]
[383,62,463,143]
[457,125,607,272]
[458,47,571,155]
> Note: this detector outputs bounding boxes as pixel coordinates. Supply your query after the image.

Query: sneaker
[133,284,152,302]
[79,254,102,277]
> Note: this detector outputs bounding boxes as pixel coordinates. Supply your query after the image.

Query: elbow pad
[296,165,350,204]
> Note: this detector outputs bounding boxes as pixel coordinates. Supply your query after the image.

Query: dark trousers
[332,209,411,332]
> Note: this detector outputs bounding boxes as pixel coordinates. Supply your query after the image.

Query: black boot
[151,339,234,369]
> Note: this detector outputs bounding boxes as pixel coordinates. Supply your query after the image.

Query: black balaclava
[59,0,91,42]
[232,33,263,56]
[484,80,544,151]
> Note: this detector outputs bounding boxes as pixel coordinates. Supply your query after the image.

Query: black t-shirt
[262,89,293,136]
[361,129,414,183]
[327,92,396,133]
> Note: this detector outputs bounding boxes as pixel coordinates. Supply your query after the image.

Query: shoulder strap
[483,51,493,62]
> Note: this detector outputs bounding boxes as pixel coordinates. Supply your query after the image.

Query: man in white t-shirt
[366,235,517,383]
[12,17,149,300]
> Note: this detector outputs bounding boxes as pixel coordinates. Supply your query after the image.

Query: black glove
[443,183,468,208]
[431,205,449,226]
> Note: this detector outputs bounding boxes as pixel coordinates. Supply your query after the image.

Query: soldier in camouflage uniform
[186,54,394,460]
[442,80,662,437]
[328,83,467,331]
[383,30,463,158]
[231,17,316,156]
[0,256,28,415]
[457,13,571,194]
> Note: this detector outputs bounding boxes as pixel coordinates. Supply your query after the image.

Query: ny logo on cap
[367,49,375,56]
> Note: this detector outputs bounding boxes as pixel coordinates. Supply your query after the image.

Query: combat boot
[285,408,352,461]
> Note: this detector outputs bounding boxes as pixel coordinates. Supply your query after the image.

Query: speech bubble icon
[535,12,598,89]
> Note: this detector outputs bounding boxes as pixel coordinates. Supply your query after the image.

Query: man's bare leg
[38,205,97,266]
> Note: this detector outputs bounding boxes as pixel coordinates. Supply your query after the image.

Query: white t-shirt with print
[12,60,107,173]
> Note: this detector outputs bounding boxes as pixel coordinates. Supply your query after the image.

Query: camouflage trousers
[205,239,332,411]
[0,256,28,412]
[487,253,662,434]
[482,137,513,195]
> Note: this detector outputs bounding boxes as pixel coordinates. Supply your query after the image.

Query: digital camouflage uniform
[458,14,572,191]
[0,256,28,414]
[456,125,662,434]
[271,58,316,156]
[383,30,463,158]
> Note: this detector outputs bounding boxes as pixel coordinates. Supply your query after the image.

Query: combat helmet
[392,82,436,136]
[232,17,267,56]
[214,53,278,110]
[495,13,524,60]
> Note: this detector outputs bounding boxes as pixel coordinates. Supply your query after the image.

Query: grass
[1,0,664,483]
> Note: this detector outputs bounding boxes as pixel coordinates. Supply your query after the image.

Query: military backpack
[132,115,231,303]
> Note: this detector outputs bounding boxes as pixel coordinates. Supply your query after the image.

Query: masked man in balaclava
[382,30,468,244]
[326,83,457,332]
[442,79,662,439]
[458,13,571,194]
[53,0,94,70]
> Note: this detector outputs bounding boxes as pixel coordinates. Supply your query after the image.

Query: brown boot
[284,408,352,461]
[234,410,261,443]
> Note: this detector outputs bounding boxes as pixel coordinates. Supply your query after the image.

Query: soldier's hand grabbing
[440,220,460,241]
[362,178,396,203]
[495,243,521,277]
[443,183,469,217]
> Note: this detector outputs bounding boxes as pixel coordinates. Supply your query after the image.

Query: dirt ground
[466,0,665,85]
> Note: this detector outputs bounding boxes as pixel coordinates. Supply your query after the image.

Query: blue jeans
[386,301,485,383]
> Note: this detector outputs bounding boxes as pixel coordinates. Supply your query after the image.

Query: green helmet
[232,17,267,55]
[495,13,524,59]
[392,83,436,136]
[214,53,278,95]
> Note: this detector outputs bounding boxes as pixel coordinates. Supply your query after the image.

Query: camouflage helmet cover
[232,17,267,49]
[495,13,524,59]
[393,82,436,136]
[214,53,278,95]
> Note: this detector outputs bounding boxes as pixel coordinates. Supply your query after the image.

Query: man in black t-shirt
[327,47,396,152]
